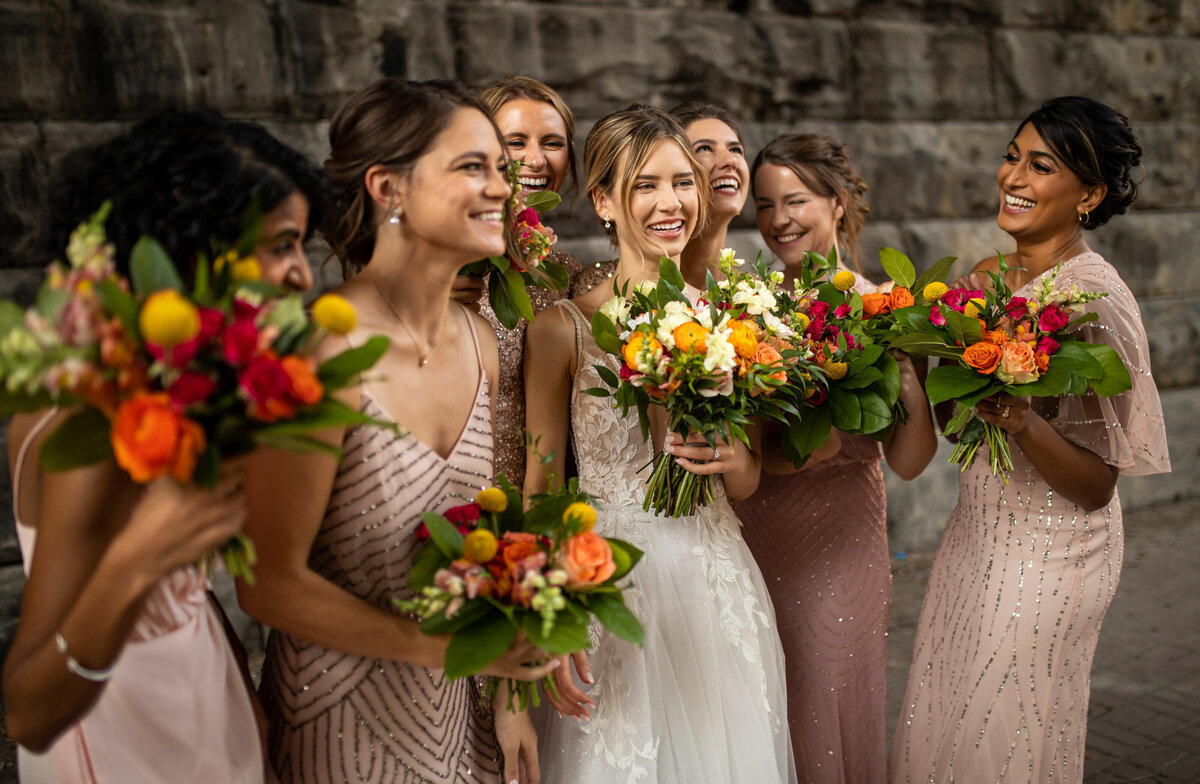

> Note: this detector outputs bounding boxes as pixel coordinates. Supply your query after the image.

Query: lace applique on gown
[536,300,796,784]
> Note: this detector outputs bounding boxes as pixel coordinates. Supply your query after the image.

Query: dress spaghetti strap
[11,410,59,529]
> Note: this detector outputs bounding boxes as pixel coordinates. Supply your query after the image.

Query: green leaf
[782,406,832,468]
[607,538,644,580]
[39,408,113,471]
[521,612,591,656]
[252,398,386,438]
[828,387,862,431]
[1079,343,1132,397]
[96,279,140,338]
[590,312,624,356]
[1045,342,1104,378]
[488,280,521,330]
[420,598,493,635]
[943,309,984,346]
[879,247,916,289]
[36,285,69,323]
[857,390,893,435]
[407,543,446,591]
[884,333,964,360]
[838,366,883,390]
[586,592,644,644]
[0,387,59,415]
[0,301,27,335]
[912,255,958,299]
[658,256,686,291]
[444,611,517,679]
[500,267,536,323]
[252,433,344,457]
[524,190,562,213]
[317,335,390,388]
[924,364,993,405]
[421,511,464,560]
[581,387,612,397]
[129,236,183,295]
[878,351,902,404]
[595,364,620,389]
[540,259,571,290]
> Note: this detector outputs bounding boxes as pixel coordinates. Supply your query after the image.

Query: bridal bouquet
[0,204,390,580]
[395,475,644,710]
[882,253,1131,481]
[461,160,569,328]
[772,249,911,466]
[588,254,817,516]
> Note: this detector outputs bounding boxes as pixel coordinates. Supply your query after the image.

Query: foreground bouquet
[0,204,389,580]
[462,160,569,328]
[588,254,818,516]
[394,476,644,710]
[882,253,1131,481]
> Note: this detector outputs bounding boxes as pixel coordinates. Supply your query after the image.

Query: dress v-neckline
[361,372,485,463]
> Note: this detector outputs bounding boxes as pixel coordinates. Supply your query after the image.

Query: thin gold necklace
[368,278,438,368]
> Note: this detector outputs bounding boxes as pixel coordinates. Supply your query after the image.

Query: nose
[659,188,682,212]
[771,206,790,231]
[715,146,736,173]
[286,254,314,293]
[524,143,546,172]
[485,164,510,199]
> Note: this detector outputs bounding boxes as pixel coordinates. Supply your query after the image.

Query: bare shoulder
[972,255,1000,275]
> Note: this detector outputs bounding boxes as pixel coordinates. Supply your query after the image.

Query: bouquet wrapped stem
[644,430,718,518]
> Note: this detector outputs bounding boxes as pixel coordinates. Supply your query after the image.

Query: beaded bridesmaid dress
[890,252,1170,783]
[12,413,264,784]
[258,312,502,783]
[536,300,796,784]
[733,434,890,784]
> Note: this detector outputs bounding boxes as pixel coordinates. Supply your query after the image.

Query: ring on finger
[1001,405,1010,419]
[712,447,720,461]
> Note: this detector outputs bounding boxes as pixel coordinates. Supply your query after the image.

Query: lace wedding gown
[536,301,796,784]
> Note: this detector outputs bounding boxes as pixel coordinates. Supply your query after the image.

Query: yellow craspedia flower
[832,270,856,291]
[75,278,94,295]
[922,281,949,302]
[312,293,358,335]
[823,360,848,381]
[794,312,811,331]
[462,529,499,564]
[230,256,261,283]
[139,290,199,349]
[963,297,987,319]
[476,487,508,513]
[563,501,597,533]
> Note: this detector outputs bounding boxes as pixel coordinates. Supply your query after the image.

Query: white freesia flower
[634,280,657,296]
[703,328,738,374]
[731,280,777,316]
[762,311,794,339]
[655,301,694,347]
[769,270,785,285]
[599,295,631,324]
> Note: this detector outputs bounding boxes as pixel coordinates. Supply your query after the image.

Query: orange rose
[111,392,207,483]
[995,340,1039,384]
[754,343,787,384]
[281,355,324,406]
[557,531,616,589]
[727,319,758,359]
[889,286,915,309]
[1034,350,1049,373]
[961,341,1003,375]
[672,322,708,354]
[861,292,891,318]
[984,329,1010,345]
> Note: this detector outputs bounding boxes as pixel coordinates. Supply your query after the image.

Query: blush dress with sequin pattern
[889,253,1171,783]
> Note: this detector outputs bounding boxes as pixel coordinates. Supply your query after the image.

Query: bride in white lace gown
[524,105,795,784]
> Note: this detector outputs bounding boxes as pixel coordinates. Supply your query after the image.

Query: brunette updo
[46,109,328,278]
[1015,96,1141,230]
[668,101,743,143]
[323,78,499,277]
[751,133,869,272]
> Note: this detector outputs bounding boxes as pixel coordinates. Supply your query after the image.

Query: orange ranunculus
[861,292,891,318]
[984,328,1010,345]
[281,355,324,406]
[557,531,616,590]
[672,322,708,354]
[111,392,207,483]
[501,531,544,575]
[889,286,915,309]
[1034,350,1050,373]
[996,340,1039,384]
[727,319,758,359]
[622,332,662,371]
[962,341,1003,375]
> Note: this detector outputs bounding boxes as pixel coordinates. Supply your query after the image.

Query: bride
[523,104,796,783]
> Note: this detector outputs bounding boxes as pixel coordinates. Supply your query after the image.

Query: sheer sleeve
[1044,254,1170,477]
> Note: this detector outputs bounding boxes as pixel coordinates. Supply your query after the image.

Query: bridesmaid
[735,133,936,783]
[237,79,557,784]
[891,97,1170,783]
[669,101,750,289]
[474,75,583,488]
[3,109,326,783]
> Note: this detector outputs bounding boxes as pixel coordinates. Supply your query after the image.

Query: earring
[1078,210,1089,225]
[389,206,402,226]
[603,215,612,230]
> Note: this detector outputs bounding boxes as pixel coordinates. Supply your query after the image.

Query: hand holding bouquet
[395,476,644,710]
[0,205,391,580]
[461,160,569,328]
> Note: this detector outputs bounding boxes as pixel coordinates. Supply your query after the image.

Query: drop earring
[603,215,612,230]
[389,206,402,226]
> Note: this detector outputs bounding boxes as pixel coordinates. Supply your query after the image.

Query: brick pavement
[887,496,1200,783]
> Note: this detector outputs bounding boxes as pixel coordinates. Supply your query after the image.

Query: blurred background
[0,0,1196,778]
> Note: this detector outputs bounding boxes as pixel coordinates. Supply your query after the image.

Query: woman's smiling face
[754,162,843,267]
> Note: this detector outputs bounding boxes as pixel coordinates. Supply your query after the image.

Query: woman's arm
[3,457,244,751]
[975,393,1118,511]
[523,308,576,495]
[667,424,763,502]
[883,353,937,480]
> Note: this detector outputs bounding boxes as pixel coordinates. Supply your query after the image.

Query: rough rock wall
[1,0,1197,650]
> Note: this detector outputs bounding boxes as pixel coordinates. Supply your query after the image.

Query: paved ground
[0,496,1196,782]
[887,496,1200,783]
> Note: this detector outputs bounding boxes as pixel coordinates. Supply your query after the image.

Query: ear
[364,164,406,214]
[832,200,846,224]
[1079,182,1107,214]
[592,187,613,222]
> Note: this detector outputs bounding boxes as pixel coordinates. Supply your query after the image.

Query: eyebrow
[1009,141,1059,163]
[692,137,740,147]
[451,151,490,165]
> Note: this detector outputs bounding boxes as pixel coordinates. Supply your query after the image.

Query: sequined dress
[258,312,501,783]
[733,433,889,784]
[890,252,1171,783]
[733,275,891,784]
[478,246,581,488]
[536,300,796,784]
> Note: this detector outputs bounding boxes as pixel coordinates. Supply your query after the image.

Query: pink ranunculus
[1036,335,1060,355]
[238,352,294,421]
[1004,296,1029,319]
[197,307,225,344]
[444,503,481,526]
[808,301,830,321]
[232,296,262,321]
[222,316,259,366]
[942,288,985,313]
[929,304,947,327]
[1037,303,1071,333]
[168,371,217,408]
[834,303,851,319]
[995,340,1039,385]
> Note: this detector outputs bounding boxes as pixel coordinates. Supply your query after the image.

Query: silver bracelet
[54,632,116,683]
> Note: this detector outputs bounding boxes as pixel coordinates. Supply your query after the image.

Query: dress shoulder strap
[12,410,59,525]
[458,302,486,380]
[555,300,586,366]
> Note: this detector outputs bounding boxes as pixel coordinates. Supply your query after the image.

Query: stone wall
[1,0,1197,646]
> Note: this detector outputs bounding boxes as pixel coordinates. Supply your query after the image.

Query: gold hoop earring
[1078,210,1089,225]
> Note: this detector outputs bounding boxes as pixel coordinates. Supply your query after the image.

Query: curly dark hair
[46,108,329,276]
[1015,96,1142,229]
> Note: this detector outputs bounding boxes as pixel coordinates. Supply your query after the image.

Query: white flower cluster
[656,301,697,348]
[730,279,777,316]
